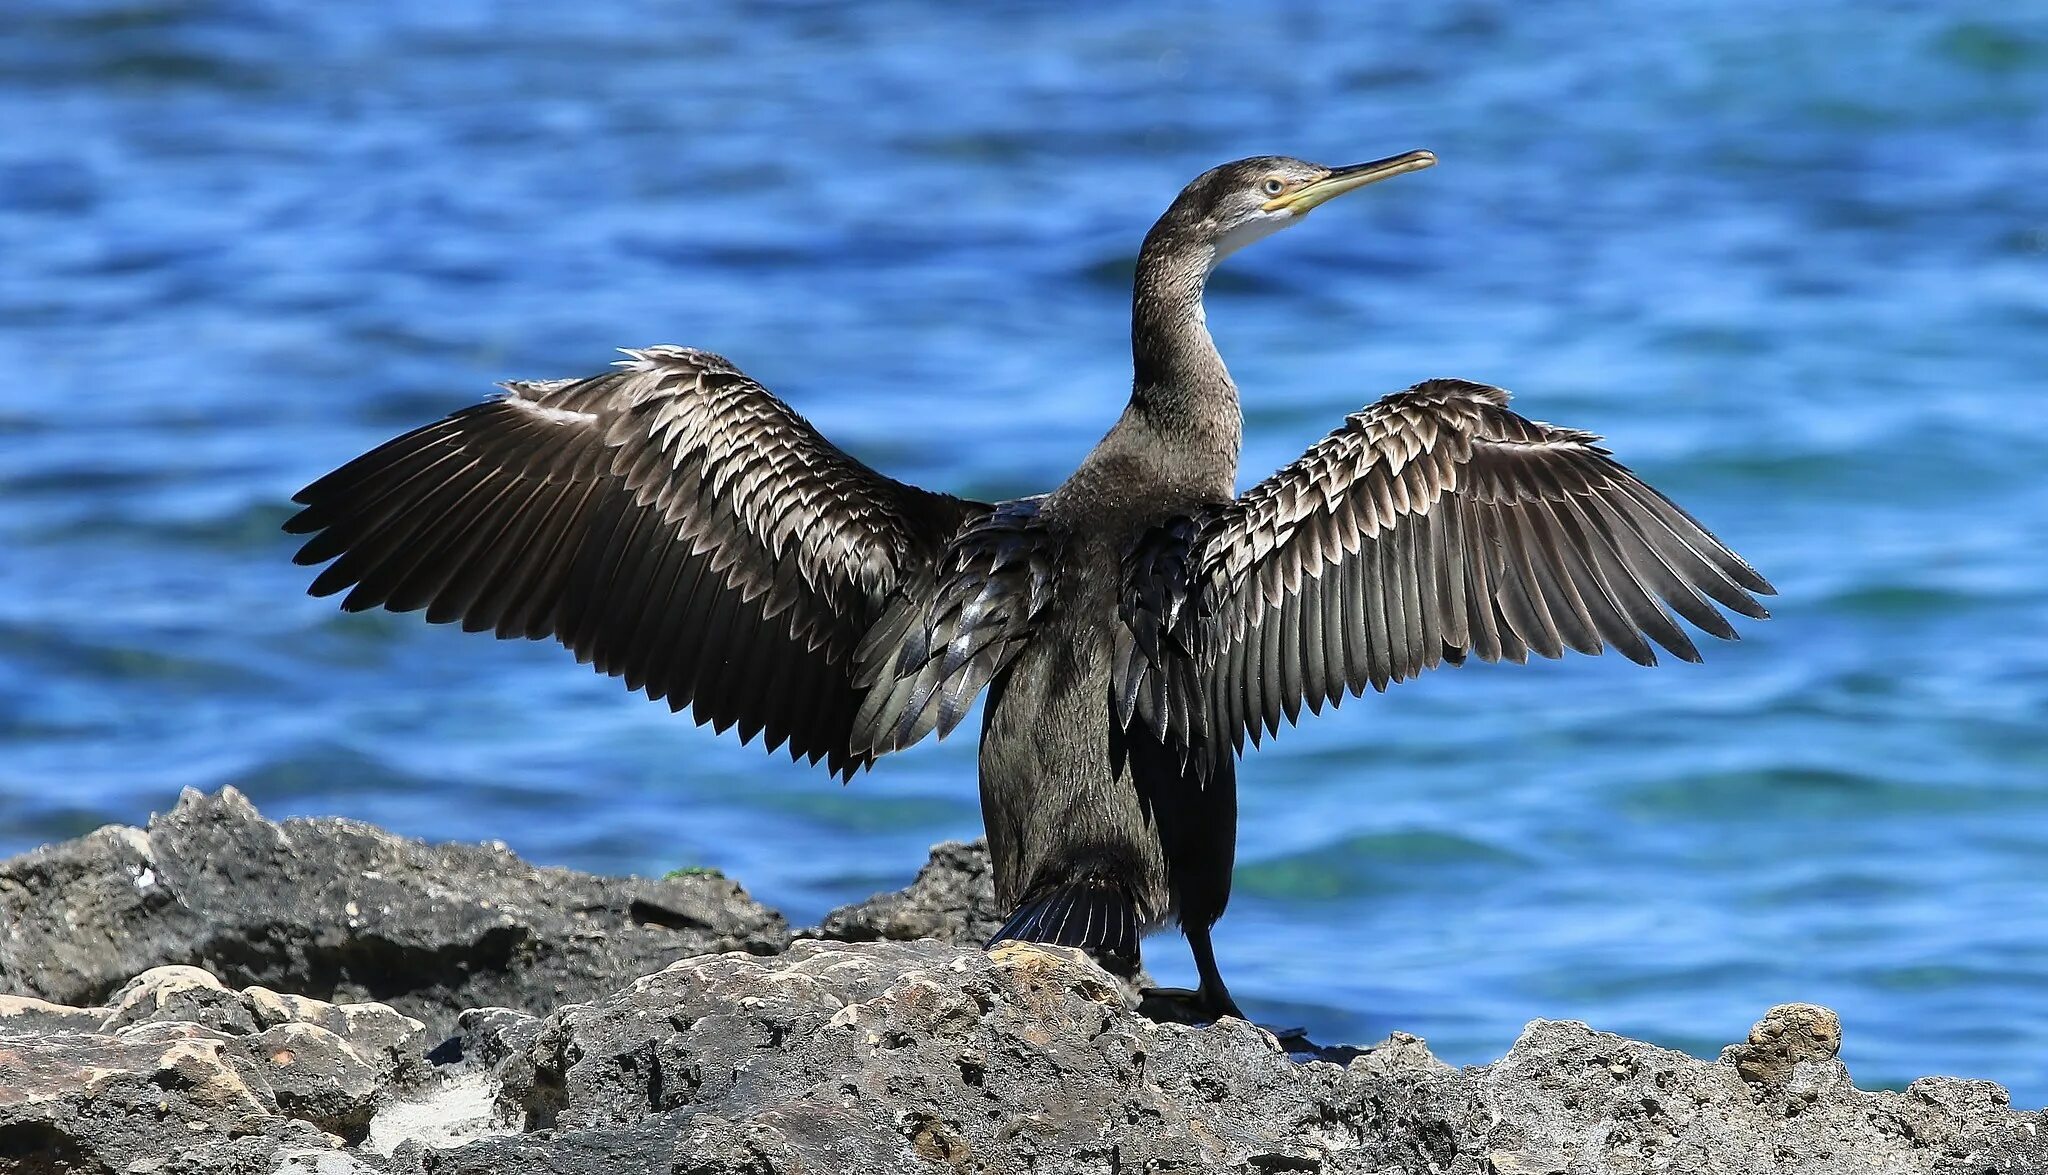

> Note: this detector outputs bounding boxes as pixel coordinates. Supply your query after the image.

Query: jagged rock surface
[0,786,789,1037]
[425,940,2046,1175]
[0,790,2042,1175]
[0,965,438,1172]
[813,839,1007,947]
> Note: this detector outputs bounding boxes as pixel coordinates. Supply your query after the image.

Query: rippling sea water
[3,0,2046,1101]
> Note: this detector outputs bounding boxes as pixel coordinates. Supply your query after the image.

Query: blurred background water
[3,0,2046,1101]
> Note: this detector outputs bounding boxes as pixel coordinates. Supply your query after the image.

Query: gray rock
[432,1006,542,1072]
[813,839,1006,947]
[425,942,2047,1175]
[0,786,790,1036]
[0,992,105,1034]
[246,986,430,1090]
[0,1022,329,1173]
[70,962,433,1093]
[1473,1014,2048,1174]
[413,1109,900,1175]
[100,964,261,1036]
[1327,1029,1475,1171]
[272,1151,389,1175]
[247,1021,384,1142]
[4,796,2045,1174]
[0,963,449,1165]
[394,1005,543,1147]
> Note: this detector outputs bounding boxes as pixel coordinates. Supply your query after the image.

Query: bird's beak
[1264,149,1437,214]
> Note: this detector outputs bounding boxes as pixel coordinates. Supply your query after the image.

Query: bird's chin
[1210,215,1294,266]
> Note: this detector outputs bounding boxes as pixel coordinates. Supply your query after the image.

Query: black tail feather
[986,878,1139,964]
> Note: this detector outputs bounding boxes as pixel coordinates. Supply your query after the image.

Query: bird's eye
[1262,178,1286,196]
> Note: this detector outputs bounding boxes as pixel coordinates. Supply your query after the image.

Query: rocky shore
[0,788,2038,1174]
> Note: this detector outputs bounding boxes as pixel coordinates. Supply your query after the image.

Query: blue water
[4,0,2047,1102]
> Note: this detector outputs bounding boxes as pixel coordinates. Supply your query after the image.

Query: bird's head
[1152,150,1437,268]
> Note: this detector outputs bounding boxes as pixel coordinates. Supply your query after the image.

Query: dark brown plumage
[289,152,1771,1021]
[286,349,984,778]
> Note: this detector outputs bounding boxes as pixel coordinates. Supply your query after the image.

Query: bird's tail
[986,877,1140,965]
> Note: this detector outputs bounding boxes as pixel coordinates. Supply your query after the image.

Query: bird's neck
[1115,228,1241,500]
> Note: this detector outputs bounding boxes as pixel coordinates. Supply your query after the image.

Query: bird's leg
[1187,922,1246,1022]
[1138,925,1310,1045]
[1138,924,1247,1024]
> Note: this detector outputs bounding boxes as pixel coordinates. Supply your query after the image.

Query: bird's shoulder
[933,495,1064,589]
[491,345,748,417]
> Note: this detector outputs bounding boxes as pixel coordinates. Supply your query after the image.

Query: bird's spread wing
[851,496,1061,755]
[1198,378,1773,749]
[286,345,988,778]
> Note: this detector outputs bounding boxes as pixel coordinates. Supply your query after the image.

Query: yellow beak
[1263,149,1437,214]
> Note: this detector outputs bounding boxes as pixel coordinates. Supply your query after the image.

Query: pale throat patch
[1209,214,1293,269]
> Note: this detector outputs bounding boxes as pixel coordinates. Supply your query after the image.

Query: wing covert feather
[851,497,1060,755]
[1199,378,1772,750]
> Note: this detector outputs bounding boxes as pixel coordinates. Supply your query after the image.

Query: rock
[101,964,261,1036]
[451,949,2048,1175]
[1475,1013,2048,1174]
[80,963,433,1092]
[0,786,790,1036]
[403,1110,692,1175]
[416,1006,544,1129]
[0,961,450,1167]
[0,1023,325,1173]
[0,993,104,1034]
[1725,1001,1843,1091]
[434,1007,542,1072]
[273,1151,389,1174]
[246,986,429,1089]
[3,795,2046,1174]
[248,1021,384,1141]
[360,1007,538,1157]
[471,938,1378,1171]
[1334,1030,1474,1171]
[813,839,1006,947]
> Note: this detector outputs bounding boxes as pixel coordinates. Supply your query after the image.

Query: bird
[286,151,1772,1022]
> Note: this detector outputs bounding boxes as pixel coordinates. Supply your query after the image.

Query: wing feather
[287,346,987,777]
[852,497,1059,755]
[1198,378,1772,750]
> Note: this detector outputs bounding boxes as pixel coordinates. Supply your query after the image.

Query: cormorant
[286,152,1771,1021]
